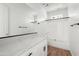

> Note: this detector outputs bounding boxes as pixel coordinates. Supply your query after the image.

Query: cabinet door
[31,39,47,56]
[26,39,47,56]
[7,4,35,35]
[0,4,8,37]
[19,39,47,56]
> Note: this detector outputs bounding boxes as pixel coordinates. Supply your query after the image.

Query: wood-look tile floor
[48,46,72,56]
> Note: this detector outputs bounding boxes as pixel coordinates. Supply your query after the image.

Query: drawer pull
[43,46,46,52]
[28,52,32,56]
[70,23,79,27]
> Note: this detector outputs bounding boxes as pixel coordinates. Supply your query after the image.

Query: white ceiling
[26,3,67,12]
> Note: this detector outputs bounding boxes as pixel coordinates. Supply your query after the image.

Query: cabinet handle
[18,26,28,28]
[43,46,46,52]
[28,52,32,56]
[70,23,79,27]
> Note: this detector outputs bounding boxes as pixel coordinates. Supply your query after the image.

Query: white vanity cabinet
[19,39,47,56]
[0,4,9,37]
[5,4,36,36]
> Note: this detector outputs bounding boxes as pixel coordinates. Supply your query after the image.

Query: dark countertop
[0,32,37,39]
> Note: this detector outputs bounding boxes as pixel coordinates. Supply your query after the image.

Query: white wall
[36,9,47,22]
[47,7,68,19]
[45,7,70,50]
[68,3,79,55]
[68,3,79,18]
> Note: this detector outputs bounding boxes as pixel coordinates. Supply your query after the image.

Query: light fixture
[31,15,40,24]
[45,17,70,21]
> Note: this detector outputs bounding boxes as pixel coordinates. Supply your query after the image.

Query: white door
[0,4,8,37]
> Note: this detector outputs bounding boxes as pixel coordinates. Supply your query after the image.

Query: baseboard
[48,42,70,50]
